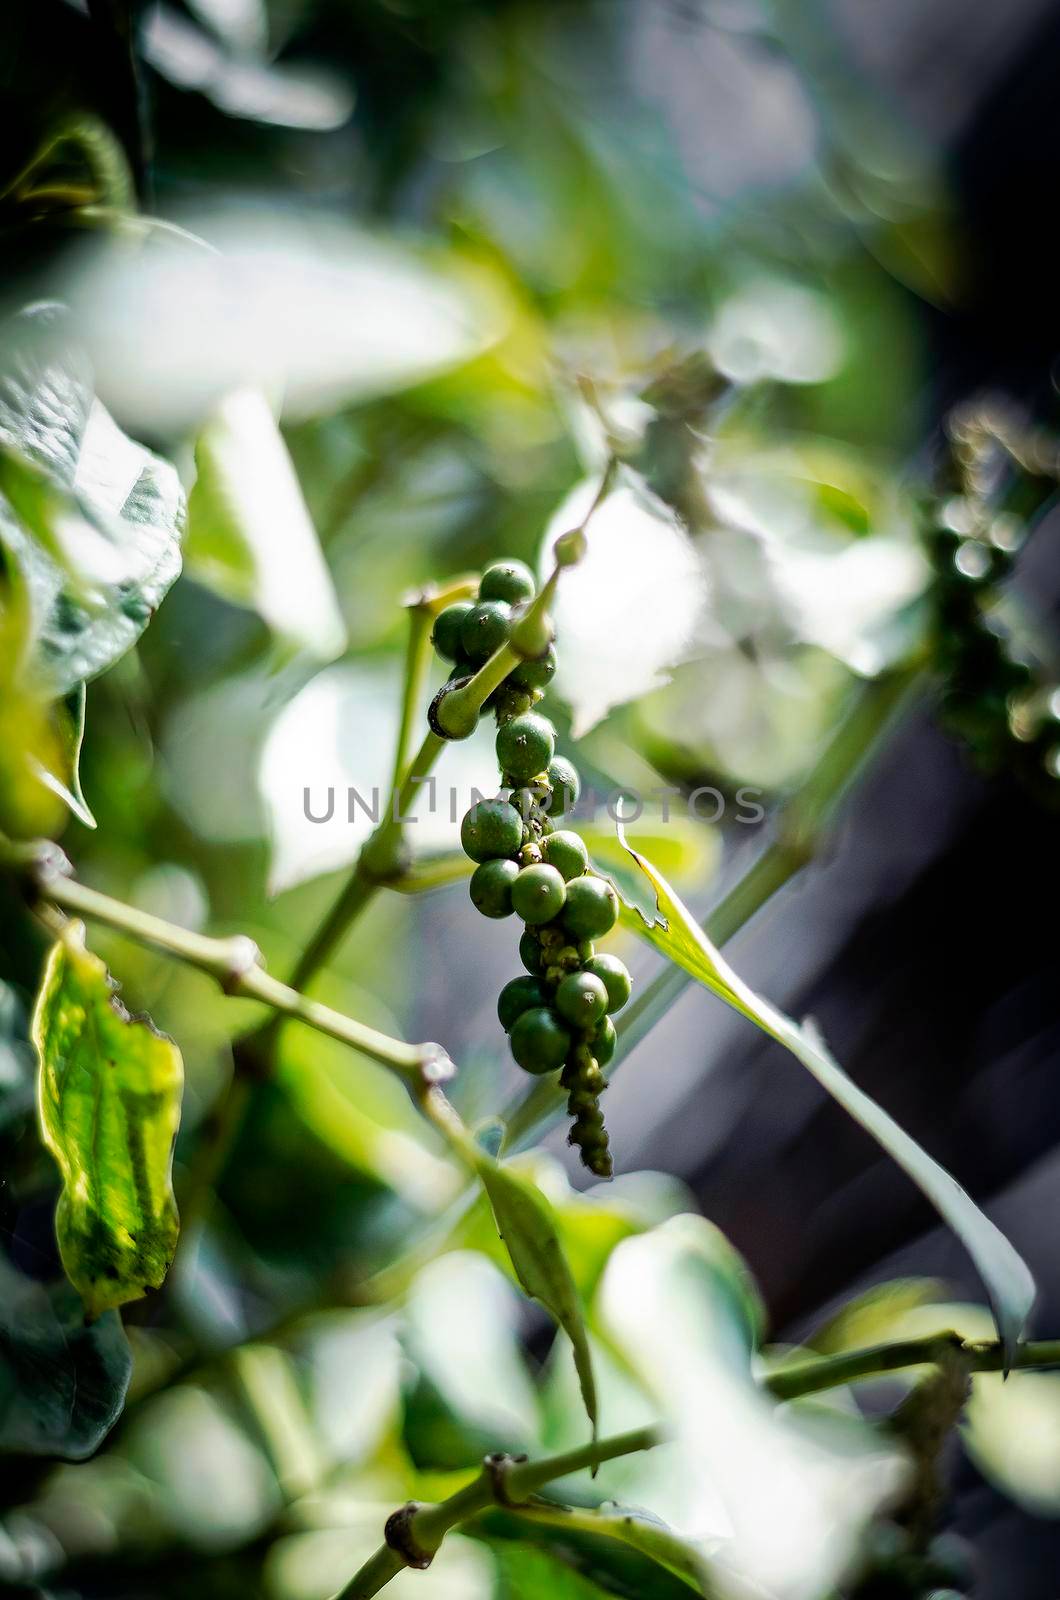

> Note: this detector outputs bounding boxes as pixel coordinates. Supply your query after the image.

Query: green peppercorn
[496,712,556,784]
[479,559,536,605]
[592,1015,617,1066]
[488,684,534,722]
[460,798,523,862]
[563,875,618,939]
[540,829,588,881]
[469,858,519,918]
[428,679,477,741]
[555,971,609,1030]
[519,929,543,974]
[432,601,474,662]
[511,644,557,692]
[511,862,566,924]
[583,953,631,1013]
[497,975,548,1032]
[461,600,512,664]
[546,755,580,816]
[510,1006,572,1074]
[509,784,547,821]
[556,944,581,972]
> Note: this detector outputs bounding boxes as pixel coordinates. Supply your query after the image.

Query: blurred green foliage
[1,2,1055,1597]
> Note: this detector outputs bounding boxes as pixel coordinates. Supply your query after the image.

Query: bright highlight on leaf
[32,922,184,1318]
[542,473,708,736]
[186,388,347,663]
[0,305,185,699]
[598,1217,904,1599]
[613,825,1037,1365]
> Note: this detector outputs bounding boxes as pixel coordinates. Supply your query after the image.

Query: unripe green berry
[519,930,543,974]
[497,975,548,1031]
[555,971,609,1029]
[461,798,523,862]
[518,842,543,867]
[489,684,534,722]
[546,756,580,816]
[510,1006,571,1074]
[496,713,556,784]
[592,1015,617,1066]
[469,858,519,918]
[556,944,581,971]
[511,645,557,693]
[563,875,618,939]
[461,600,512,664]
[428,680,477,740]
[544,964,566,986]
[509,784,547,820]
[540,829,588,882]
[479,559,536,605]
[511,862,566,925]
[583,953,632,1013]
[432,601,474,662]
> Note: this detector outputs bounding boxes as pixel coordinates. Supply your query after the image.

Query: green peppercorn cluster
[924,416,1060,802]
[430,559,632,1177]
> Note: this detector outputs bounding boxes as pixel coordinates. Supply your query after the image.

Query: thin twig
[334,1426,662,1599]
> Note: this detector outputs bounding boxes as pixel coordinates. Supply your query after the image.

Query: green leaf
[32,921,184,1318]
[506,1502,717,1596]
[803,1277,949,1356]
[491,1544,619,1600]
[474,1151,598,1440]
[403,1252,540,1458]
[0,304,184,697]
[32,682,97,828]
[614,825,1036,1363]
[185,388,346,661]
[0,1256,132,1458]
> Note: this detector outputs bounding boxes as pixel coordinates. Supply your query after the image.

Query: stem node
[383,1503,434,1571]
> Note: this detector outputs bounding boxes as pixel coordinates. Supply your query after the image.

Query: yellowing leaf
[614,826,1036,1366]
[32,922,184,1317]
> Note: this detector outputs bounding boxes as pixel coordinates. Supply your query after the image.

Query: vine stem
[19,855,447,1084]
[334,1426,661,1600]
[764,1334,1060,1402]
[336,1329,1060,1599]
